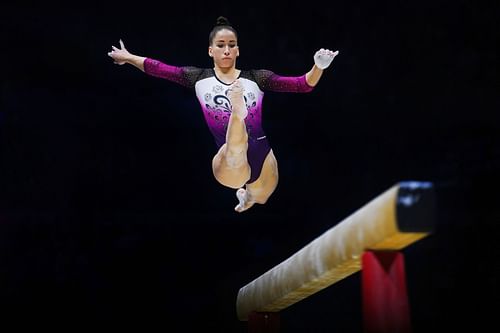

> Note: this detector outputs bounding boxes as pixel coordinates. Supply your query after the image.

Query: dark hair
[208,16,238,45]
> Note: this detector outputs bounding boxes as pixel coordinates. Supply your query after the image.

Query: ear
[208,46,213,57]
[236,46,240,57]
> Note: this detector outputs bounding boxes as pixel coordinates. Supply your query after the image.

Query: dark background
[1,0,499,331]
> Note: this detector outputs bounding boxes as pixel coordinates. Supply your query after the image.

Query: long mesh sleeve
[252,69,314,93]
[143,58,203,88]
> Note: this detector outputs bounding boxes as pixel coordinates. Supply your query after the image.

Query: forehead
[213,28,237,42]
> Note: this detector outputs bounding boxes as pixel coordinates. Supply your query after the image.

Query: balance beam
[236,181,434,321]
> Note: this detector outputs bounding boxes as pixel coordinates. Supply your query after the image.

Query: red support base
[362,251,412,333]
[248,311,280,333]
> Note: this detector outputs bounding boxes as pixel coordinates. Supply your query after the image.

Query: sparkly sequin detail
[243,69,314,93]
[143,58,211,88]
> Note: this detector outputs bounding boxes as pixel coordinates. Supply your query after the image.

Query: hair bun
[215,16,231,26]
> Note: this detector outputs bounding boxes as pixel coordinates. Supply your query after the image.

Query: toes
[235,200,245,212]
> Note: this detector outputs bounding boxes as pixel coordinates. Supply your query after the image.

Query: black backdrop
[1,1,499,331]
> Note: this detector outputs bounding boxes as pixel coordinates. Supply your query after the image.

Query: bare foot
[227,80,247,119]
[235,188,255,213]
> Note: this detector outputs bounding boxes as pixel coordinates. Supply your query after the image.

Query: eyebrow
[215,39,237,43]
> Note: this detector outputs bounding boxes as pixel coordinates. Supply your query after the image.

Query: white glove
[313,48,339,70]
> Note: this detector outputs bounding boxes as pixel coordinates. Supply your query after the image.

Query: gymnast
[108,16,338,213]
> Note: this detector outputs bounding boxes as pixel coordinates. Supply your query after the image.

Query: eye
[216,44,224,48]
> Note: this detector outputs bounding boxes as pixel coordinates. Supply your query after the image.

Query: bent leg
[235,149,279,213]
[212,80,251,189]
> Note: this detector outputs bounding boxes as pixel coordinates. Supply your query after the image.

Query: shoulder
[182,67,214,84]
[182,66,211,78]
[240,69,275,85]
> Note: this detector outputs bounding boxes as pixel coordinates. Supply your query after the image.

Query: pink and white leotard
[143,58,314,184]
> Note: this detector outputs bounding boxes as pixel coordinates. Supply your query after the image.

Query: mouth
[222,57,232,60]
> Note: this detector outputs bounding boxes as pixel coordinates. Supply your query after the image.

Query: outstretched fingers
[108,39,128,65]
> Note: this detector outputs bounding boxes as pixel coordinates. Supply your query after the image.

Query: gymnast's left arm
[305,48,339,87]
[257,49,339,93]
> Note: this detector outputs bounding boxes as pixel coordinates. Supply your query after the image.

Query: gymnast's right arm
[107,39,195,87]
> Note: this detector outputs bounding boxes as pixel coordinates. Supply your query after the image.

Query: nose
[224,45,231,55]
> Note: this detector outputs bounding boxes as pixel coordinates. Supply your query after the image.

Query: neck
[214,65,237,75]
[214,65,240,84]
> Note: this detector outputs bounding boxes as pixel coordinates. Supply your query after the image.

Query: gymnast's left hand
[313,49,339,70]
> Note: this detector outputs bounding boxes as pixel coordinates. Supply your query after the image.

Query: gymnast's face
[208,29,239,69]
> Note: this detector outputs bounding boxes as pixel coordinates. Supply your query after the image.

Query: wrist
[125,54,137,64]
[127,54,146,67]
[313,64,325,71]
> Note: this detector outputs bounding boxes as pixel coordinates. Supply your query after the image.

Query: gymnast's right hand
[107,39,130,65]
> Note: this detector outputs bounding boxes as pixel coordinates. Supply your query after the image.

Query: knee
[213,168,250,189]
[215,175,247,189]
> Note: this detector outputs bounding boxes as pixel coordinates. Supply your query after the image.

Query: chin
[220,59,234,65]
